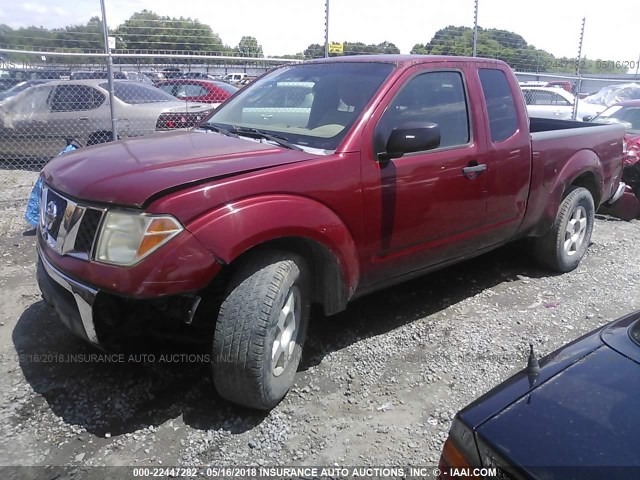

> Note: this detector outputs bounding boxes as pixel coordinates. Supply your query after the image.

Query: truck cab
[36,56,625,410]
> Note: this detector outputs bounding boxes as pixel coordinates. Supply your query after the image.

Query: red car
[591,100,640,219]
[37,56,625,410]
[546,80,575,93]
[155,79,238,107]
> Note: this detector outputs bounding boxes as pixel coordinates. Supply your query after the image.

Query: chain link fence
[2,0,640,210]
[0,50,295,172]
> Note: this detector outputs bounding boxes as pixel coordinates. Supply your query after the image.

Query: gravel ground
[1,167,640,478]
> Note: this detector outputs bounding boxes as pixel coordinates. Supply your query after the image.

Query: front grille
[74,208,103,253]
[40,186,105,260]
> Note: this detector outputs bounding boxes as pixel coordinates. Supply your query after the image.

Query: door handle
[78,117,90,122]
[462,163,487,178]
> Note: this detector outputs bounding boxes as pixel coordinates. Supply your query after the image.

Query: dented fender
[185,194,360,295]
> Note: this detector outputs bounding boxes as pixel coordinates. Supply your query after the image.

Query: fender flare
[534,149,603,236]
[187,194,360,308]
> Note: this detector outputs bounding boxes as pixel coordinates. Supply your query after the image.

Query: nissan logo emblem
[44,201,57,231]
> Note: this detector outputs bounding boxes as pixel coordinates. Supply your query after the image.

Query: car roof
[520,86,575,98]
[616,99,640,107]
[29,79,150,87]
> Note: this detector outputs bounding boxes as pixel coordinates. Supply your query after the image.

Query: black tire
[533,186,595,272]
[87,131,113,146]
[212,250,310,410]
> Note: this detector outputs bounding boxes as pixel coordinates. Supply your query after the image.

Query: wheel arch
[224,236,349,315]
[188,195,360,316]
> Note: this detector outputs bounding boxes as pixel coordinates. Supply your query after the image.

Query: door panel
[360,67,493,284]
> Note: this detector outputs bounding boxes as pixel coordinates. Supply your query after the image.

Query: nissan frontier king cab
[37,56,626,409]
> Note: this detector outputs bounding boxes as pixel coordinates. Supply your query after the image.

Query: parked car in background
[580,83,640,121]
[70,71,152,83]
[161,67,183,79]
[521,86,576,120]
[180,72,218,80]
[0,79,53,102]
[545,80,575,93]
[36,56,625,411]
[591,101,640,219]
[439,310,640,479]
[141,71,165,84]
[518,81,547,87]
[223,73,248,85]
[156,79,238,107]
[0,79,214,160]
[0,68,70,91]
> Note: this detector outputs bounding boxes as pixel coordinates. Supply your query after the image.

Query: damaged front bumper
[37,245,205,348]
[37,245,101,346]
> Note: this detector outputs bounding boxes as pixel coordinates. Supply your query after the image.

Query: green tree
[115,10,227,53]
[236,36,263,58]
[303,43,324,59]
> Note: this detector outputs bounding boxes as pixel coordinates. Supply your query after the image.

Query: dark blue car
[439,311,640,480]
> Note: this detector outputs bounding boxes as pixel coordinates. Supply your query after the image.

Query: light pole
[472,0,479,57]
[324,0,330,58]
[100,0,118,141]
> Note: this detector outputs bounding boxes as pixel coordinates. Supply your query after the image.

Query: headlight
[95,211,183,266]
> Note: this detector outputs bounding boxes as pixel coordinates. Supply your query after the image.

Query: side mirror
[378,122,441,162]
[583,115,593,122]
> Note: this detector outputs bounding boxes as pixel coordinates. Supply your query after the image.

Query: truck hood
[476,344,640,469]
[41,130,314,207]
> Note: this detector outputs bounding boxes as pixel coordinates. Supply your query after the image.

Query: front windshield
[203,62,395,151]
[592,105,640,133]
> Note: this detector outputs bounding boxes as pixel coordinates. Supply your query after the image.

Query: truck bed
[520,118,625,235]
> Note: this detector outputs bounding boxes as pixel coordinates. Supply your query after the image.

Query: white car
[0,79,213,160]
[521,86,604,121]
[579,83,640,121]
[521,86,577,120]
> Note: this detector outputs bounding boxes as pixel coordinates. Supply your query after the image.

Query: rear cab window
[478,68,519,142]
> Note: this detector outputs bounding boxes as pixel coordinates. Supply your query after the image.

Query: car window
[183,84,208,97]
[208,62,394,151]
[375,71,470,151]
[49,85,104,112]
[478,69,518,142]
[631,320,640,347]
[100,82,176,104]
[215,82,239,95]
[157,84,176,95]
[594,106,640,132]
[549,92,570,106]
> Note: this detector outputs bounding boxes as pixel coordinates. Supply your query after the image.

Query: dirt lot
[1,170,640,478]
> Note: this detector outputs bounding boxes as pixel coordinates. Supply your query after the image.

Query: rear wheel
[533,186,594,272]
[212,250,310,410]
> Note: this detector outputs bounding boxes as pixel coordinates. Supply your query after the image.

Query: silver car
[0,79,213,160]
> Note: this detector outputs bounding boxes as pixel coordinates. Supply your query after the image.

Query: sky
[3,0,639,67]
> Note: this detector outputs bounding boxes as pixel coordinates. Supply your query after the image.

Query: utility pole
[472,0,479,57]
[324,0,330,58]
[571,17,585,121]
[100,0,118,141]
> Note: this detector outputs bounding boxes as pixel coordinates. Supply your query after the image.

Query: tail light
[156,112,207,131]
[438,418,483,479]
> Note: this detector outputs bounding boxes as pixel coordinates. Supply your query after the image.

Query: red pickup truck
[36,56,626,409]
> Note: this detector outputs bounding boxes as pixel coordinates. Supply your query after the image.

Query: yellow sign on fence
[328,42,344,54]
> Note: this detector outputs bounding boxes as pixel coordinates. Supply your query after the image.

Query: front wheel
[212,251,310,410]
[533,186,595,272]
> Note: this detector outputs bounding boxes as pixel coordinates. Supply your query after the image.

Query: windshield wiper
[197,123,238,137]
[229,127,303,151]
